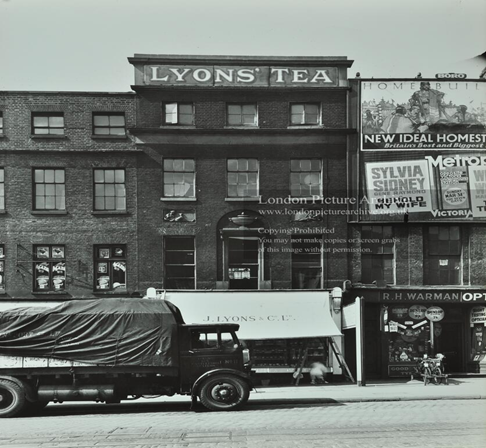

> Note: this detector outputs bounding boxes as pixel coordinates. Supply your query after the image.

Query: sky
[0,0,485,92]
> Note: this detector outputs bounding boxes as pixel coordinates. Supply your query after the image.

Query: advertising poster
[361,81,486,150]
[363,153,486,220]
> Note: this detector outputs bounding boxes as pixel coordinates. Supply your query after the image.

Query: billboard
[361,80,486,150]
[363,153,486,220]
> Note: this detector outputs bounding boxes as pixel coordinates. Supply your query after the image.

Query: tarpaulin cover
[0,298,183,367]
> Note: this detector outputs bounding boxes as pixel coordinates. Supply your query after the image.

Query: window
[290,159,322,197]
[164,237,195,289]
[94,169,126,211]
[424,226,461,285]
[163,159,195,198]
[93,113,126,136]
[227,237,261,290]
[227,104,257,126]
[361,226,394,284]
[0,168,4,210]
[227,159,259,198]
[0,112,3,134]
[291,236,323,289]
[32,113,64,135]
[290,103,320,125]
[94,245,127,291]
[163,103,194,125]
[0,245,5,292]
[33,169,65,211]
[33,245,66,292]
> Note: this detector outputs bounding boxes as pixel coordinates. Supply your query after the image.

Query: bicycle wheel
[431,366,443,385]
[423,367,432,385]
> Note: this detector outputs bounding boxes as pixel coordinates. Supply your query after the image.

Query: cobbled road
[0,399,485,448]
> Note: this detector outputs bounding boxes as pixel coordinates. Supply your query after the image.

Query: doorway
[226,237,262,289]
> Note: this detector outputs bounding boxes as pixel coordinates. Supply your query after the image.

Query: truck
[0,297,252,417]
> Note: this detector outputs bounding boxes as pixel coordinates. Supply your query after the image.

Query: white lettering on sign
[145,65,337,87]
[463,292,486,302]
[470,307,486,326]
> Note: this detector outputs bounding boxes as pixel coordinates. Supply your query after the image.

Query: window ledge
[225,197,262,202]
[0,210,7,215]
[93,291,129,295]
[160,197,197,202]
[31,210,68,215]
[30,135,67,139]
[91,135,127,140]
[224,126,259,130]
[159,125,196,129]
[287,125,324,129]
[92,210,130,216]
[0,134,5,139]
[32,291,68,295]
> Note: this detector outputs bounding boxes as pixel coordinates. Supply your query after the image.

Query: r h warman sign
[143,65,338,87]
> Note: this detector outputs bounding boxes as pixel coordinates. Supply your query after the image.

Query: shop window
[94,169,126,211]
[33,245,66,292]
[93,113,126,136]
[0,244,5,292]
[290,103,320,125]
[33,168,66,211]
[227,159,259,198]
[424,226,461,285]
[163,159,195,198]
[227,104,257,126]
[361,225,394,284]
[291,236,323,289]
[94,245,127,292]
[31,112,65,135]
[290,159,322,197]
[163,103,194,125]
[0,168,4,210]
[164,237,195,289]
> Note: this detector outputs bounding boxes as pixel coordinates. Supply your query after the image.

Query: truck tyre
[0,379,27,418]
[199,375,249,411]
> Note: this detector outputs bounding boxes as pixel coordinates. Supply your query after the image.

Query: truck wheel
[0,379,27,418]
[199,375,249,411]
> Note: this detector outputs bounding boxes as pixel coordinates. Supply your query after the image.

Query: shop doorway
[435,322,464,373]
[227,237,262,289]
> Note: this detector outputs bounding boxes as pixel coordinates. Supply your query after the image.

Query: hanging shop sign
[409,305,427,319]
[425,306,445,322]
[144,65,339,87]
[470,306,486,326]
[360,80,486,150]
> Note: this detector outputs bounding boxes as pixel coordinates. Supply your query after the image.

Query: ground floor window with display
[382,303,465,377]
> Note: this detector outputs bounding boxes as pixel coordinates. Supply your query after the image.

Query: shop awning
[163,290,342,340]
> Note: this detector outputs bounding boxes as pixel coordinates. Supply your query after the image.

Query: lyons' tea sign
[144,65,339,87]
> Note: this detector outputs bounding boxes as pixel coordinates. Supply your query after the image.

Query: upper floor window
[291,236,323,289]
[290,159,322,197]
[227,159,259,198]
[32,112,65,135]
[33,168,66,211]
[361,225,394,284]
[94,169,126,211]
[0,244,5,292]
[0,168,4,210]
[94,245,127,292]
[93,113,126,136]
[424,226,461,285]
[163,159,195,198]
[290,103,320,125]
[227,104,257,126]
[33,245,66,292]
[163,103,194,125]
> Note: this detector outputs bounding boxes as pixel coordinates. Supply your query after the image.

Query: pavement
[247,376,486,405]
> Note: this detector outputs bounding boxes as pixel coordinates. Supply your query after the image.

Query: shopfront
[354,288,486,378]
